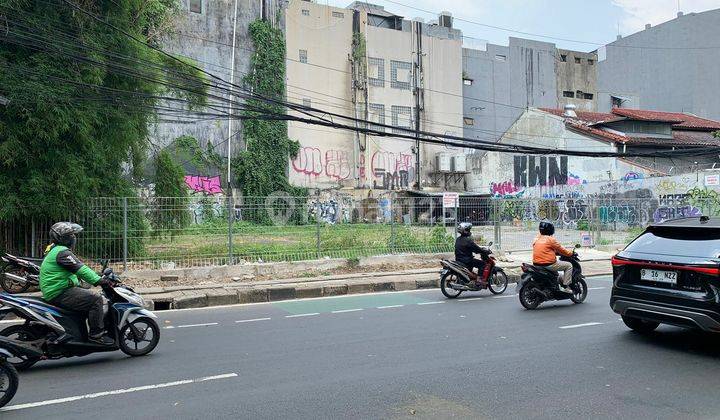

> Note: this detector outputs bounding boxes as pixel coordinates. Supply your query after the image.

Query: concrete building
[556,49,597,112]
[597,8,720,120]
[286,1,465,193]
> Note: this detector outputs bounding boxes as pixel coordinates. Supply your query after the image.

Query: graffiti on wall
[513,155,569,188]
[292,147,352,181]
[184,175,223,195]
[491,181,523,197]
[371,151,415,190]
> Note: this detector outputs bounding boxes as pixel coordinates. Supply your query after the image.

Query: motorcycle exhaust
[4,273,30,285]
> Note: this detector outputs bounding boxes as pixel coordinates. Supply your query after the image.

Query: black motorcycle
[0,336,43,407]
[0,254,41,294]
[516,247,588,309]
[440,242,509,298]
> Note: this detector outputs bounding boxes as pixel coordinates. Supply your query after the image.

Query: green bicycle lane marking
[272,293,434,315]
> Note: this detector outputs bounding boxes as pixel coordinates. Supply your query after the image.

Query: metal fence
[2,193,718,271]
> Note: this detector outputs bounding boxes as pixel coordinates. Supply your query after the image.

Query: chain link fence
[2,192,718,271]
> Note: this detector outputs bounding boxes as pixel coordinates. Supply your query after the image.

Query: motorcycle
[1,254,41,294]
[516,246,588,310]
[0,263,160,370]
[0,336,43,407]
[440,242,509,298]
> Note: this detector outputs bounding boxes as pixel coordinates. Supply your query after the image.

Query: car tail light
[611,256,720,276]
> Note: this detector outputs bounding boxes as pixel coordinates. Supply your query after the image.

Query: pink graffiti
[567,174,584,186]
[324,150,351,180]
[491,181,522,196]
[292,147,322,176]
[371,151,414,174]
[184,175,223,194]
[359,153,366,181]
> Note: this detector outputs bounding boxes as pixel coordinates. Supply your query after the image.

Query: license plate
[640,268,677,284]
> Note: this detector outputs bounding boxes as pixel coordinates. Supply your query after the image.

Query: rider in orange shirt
[533,222,574,294]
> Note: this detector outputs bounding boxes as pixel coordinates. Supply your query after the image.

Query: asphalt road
[4,274,720,419]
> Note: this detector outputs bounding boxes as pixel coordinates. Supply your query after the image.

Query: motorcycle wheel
[488,270,508,295]
[519,283,542,310]
[440,273,463,299]
[119,317,160,357]
[0,325,41,371]
[0,266,30,294]
[569,278,588,304]
[0,359,19,408]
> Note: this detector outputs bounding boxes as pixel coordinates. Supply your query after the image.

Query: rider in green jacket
[39,222,113,345]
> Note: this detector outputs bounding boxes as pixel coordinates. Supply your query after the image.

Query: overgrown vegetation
[151,149,189,237]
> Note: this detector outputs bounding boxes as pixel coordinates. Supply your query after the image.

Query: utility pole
[227,0,238,266]
[413,21,424,190]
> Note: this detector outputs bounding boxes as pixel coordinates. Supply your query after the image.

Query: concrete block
[237,288,268,304]
[322,284,348,297]
[347,282,373,294]
[160,275,179,282]
[267,286,296,301]
[371,281,394,292]
[206,289,239,306]
[172,293,208,309]
[416,278,440,289]
[393,280,416,291]
[144,292,177,303]
[296,285,323,299]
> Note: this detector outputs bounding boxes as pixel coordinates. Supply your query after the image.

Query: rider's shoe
[560,285,574,294]
[88,333,114,346]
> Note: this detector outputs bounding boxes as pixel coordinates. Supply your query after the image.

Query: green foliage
[430,225,455,249]
[173,135,222,174]
[151,149,189,237]
[576,220,589,231]
[233,20,306,220]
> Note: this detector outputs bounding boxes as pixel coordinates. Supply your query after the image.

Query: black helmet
[50,222,83,248]
[539,221,555,236]
[457,222,472,236]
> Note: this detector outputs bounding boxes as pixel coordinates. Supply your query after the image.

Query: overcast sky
[321,0,720,51]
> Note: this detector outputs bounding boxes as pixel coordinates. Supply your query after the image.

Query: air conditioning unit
[438,12,453,28]
[452,155,466,172]
[436,153,451,172]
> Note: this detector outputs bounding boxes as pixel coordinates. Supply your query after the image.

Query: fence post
[390,204,396,253]
[315,201,321,259]
[227,194,234,266]
[122,197,128,273]
[493,199,501,249]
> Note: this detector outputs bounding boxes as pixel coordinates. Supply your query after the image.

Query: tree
[151,149,189,237]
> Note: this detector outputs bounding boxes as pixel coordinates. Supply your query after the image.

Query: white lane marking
[377,305,404,309]
[0,373,238,412]
[176,322,219,329]
[285,313,319,318]
[588,287,606,290]
[559,322,604,329]
[492,294,518,299]
[331,308,363,313]
[164,326,175,329]
[235,317,271,323]
[459,297,484,302]
[417,301,445,305]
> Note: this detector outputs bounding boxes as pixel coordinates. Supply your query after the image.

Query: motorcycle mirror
[574,244,581,249]
[487,241,494,247]
[100,259,109,272]
[102,268,113,276]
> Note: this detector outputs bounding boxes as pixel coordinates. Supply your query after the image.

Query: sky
[321,0,720,51]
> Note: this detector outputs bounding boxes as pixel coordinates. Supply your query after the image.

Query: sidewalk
[138,250,614,310]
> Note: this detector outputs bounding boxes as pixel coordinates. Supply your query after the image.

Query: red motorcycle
[440,242,509,298]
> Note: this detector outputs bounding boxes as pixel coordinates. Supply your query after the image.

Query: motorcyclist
[454,222,487,286]
[39,222,114,346]
[533,221,574,294]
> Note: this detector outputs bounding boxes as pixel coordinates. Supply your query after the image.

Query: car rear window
[625,227,720,259]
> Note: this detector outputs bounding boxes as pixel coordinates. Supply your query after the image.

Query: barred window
[299,49,308,63]
[368,57,385,87]
[332,11,344,18]
[369,103,385,132]
[301,9,310,16]
[189,0,202,13]
[390,60,412,90]
[303,98,311,107]
[391,105,413,134]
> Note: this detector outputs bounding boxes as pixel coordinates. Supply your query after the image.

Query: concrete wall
[597,8,720,120]
[556,49,598,111]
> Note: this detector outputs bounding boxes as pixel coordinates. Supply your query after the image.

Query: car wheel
[622,316,659,333]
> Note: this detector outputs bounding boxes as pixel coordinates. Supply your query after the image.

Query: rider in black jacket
[454,222,486,284]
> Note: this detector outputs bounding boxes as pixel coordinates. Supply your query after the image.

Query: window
[299,49,308,63]
[494,54,507,62]
[390,60,412,90]
[576,90,583,98]
[391,105,413,134]
[563,91,575,98]
[369,103,385,132]
[463,117,474,126]
[463,78,473,86]
[189,0,201,13]
[301,9,310,16]
[574,57,582,64]
[588,59,594,65]
[611,96,623,108]
[368,57,385,87]
[560,54,567,62]
[332,11,344,18]
[583,93,594,100]
[303,98,311,107]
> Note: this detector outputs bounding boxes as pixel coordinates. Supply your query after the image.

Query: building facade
[597,8,720,120]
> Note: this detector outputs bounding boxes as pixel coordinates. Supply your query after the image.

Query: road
[4,274,720,419]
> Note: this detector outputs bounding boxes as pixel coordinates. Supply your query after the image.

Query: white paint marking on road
[285,313,319,318]
[417,301,445,305]
[588,287,606,290]
[492,294,518,299]
[377,305,404,309]
[559,322,604,329]
[176,322,219,329]
[164,326,175,329]
[331,308,363,313]
[458,297,484,302]
[0,373,238,412]
[235,317,271,323]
